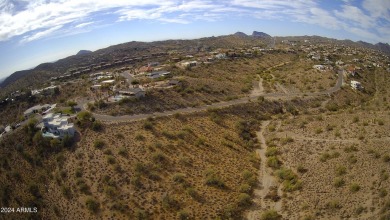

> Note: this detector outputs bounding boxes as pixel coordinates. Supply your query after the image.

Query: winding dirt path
[246,121,282,220]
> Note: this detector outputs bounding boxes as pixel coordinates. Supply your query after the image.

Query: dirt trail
[250,76,265,97]
[246,121,282,220]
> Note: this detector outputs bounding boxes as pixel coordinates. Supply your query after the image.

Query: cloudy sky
[0,0,389,79]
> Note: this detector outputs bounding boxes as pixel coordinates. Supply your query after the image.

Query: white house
[313,65,325,71]
[351,80,362,90]
[41,113,75,139]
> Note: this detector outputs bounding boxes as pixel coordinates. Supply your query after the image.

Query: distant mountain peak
[234,32,248,37]
[252,31,271,38]
[76,50,92,55]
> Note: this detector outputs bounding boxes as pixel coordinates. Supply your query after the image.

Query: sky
[0,0,389,79]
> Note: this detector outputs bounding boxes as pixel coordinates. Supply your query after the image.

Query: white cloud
[20,25,63,43]
[0,0,389,44]
[334,5,375,28]
[75,22,94,28]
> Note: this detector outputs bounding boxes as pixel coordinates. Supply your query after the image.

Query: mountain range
[0,31,389,96]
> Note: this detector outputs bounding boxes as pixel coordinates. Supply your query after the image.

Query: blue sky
[0,0,389,79]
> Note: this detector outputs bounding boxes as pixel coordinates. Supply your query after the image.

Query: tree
[67,101,77,112]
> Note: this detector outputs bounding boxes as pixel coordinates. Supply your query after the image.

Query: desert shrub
[152,152,166,163]
[344,145,358,153]
[61,186,71,199]
[85,198,100,213]
[172,173,186,183]
[93,140,105,149]
[350,183,361,192]
[134,162,147,174]
[205,169,225,188]
[260,209,282,220]
[335,166,347,176]
[118,148,128,157]
[297,164,307,173]
[75,167,83,178]
[104,186,117,198]
[91,120,103,131]
[143,121,153,130]
[186,187,199,199]
[130,175,142,188]
[315,128,323,134]
[275,168,301,192]
[383,154,390,163]
[352,116,359,123]
[237,193,251,207]
[379,188,388,198]
[381,170,389,181]
[266,147,279,157]
[242,170,254,180]
[135,134,145,141]
[177,209,191,220]
[162,194,179,209]
[326,200,342,209]
[333,178,345,188]
[239,184,252,193]
[106,156,116,164]
[347,155,358,164]
[267,156,281,169]
[134,208,148,219]
[103,149,112,155]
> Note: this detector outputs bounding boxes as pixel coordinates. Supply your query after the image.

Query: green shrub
[379,188,388,198]
[267,156,281,169]
[177,209,191,220]
[106,156,116,164]
[205,169,225,188]
[333,178,345,188]
[266,147,279,157]
[350,183,361,192]
[239,184,252,193]
[91,120,103,131]
[85,198,99,213]
[335,166,347,176]
[326,200,342,209]
[260,209,282,220]
[237,193,251,207]
[172,173,186,183]
[93,140,105,149]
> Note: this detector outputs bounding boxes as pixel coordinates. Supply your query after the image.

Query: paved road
[79,70,344,123]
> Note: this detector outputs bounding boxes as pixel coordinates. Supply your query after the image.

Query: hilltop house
[117,87,146,99]
[41,113,75,139]
[351,80,362,90]
[146,71,171,79]
[24,104,54,118]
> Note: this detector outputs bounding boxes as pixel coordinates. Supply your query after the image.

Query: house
[215,53,226,59]
[101,79,115,85]
[24,104,51,118]
[148,62,160,67]
[117,87,146,99]
[168,79,182,86]
[351,80,362,90]
[181,61,197,68]
[41,113,75,139]
[146,71,171,79]
[313,65,325,71]
[90,85,102,90]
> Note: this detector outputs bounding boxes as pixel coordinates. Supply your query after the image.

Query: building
[313,65,325,71]
[41,113,75,139]
[181,61,197,68]
[146,71,171,79]
[351,80,362,90]
[117,88,146,99]
[24,104,52,118]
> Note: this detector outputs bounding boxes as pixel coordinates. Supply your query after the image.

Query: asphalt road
[80,70,344,123]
